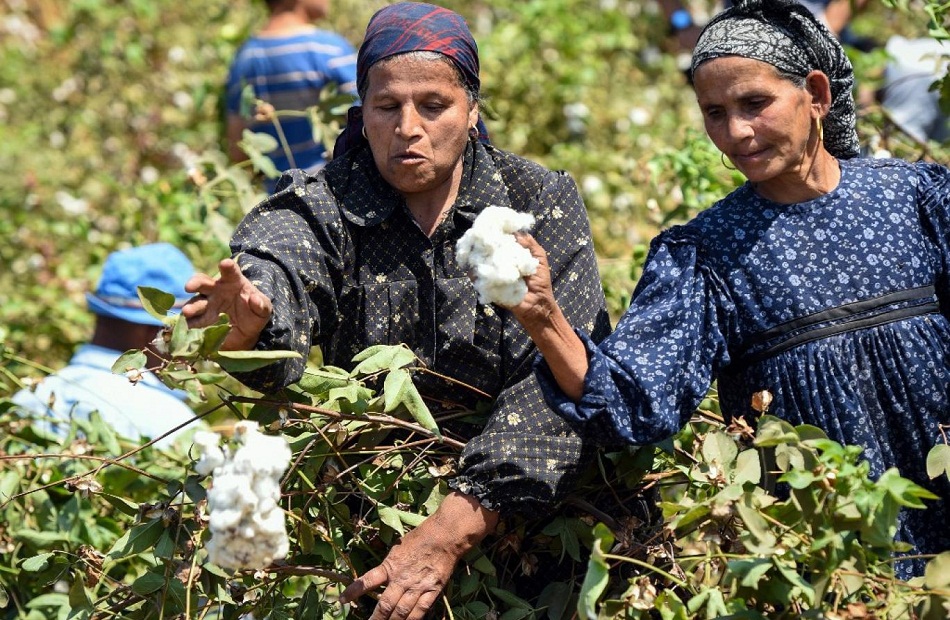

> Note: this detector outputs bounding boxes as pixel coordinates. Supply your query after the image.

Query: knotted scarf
[690,0,859,159]
[333,2,489,158]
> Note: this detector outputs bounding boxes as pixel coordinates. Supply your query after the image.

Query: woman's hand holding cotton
[456,206,539,307]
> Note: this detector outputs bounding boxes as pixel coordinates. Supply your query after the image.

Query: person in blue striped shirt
[225,0,358,193]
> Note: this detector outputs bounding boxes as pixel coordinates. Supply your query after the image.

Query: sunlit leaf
[106,519,164,559]
[212,349,301,372]
[923,551,950,589]
[111,349,147,375]
[137,286,176,323]
[20,553,55,572]
[926,444,950,481]
[577,522,613,620]
[351,344,416,376]
[377,504,405,536]
[382,368,440,436]
[701,430,738,469]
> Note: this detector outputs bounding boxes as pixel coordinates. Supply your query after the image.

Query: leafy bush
[2,0,950,618]
[2,299,949,618]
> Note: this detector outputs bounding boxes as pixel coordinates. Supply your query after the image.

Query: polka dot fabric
[229,141,611,515]
[539,157,950,576]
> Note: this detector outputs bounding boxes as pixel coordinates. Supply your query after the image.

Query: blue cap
[85,243,195,327]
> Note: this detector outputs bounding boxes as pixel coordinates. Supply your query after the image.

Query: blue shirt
[12,344,198,447]
[226,28,358,192]
[540,158,950,575]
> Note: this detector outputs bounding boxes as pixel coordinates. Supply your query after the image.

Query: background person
[508,0,949,580]
[225,0,358,193]
[184,3,610,618]
[13,243,198,447]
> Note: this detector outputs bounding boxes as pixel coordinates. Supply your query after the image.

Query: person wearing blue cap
[13,243,199,447]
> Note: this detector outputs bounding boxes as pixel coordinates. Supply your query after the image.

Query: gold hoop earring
[721,152,736,171]
[361,125,368,140]
[816,117,824,143]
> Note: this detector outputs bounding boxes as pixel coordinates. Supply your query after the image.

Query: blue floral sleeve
[539,229,736,446]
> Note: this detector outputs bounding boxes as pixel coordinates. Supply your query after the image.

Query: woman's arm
[506,233,589,402]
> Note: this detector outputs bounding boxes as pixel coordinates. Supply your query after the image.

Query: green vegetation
[1,0,949,618]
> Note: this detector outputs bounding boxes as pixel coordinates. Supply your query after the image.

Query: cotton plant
[456,205,539,307]
[192,421,292,571]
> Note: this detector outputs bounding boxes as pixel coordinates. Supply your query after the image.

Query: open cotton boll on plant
[456,205,539,307]
[193,421,292,570]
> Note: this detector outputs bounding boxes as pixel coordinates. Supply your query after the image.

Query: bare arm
[505,233,589,402]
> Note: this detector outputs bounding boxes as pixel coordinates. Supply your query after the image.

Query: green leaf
[100,493,139,517]
[537,581,573,620]
[728,558,772,589]
[137,286,176,322]
[242,129,279,153]
[655,590,689,620]
[197,315,232,356]
[213,349,301,372]
[20,553,55,572]
[67,575,92,613]
[394,508,426,528]
[169,313,204,358]
[131,571,166,596]
[297,367,353,395]
[754,416,799,447]
[11,529,70,547]
[383,368,440,436]
[924,551,950,589]
[926,444,950,481]
[734,494,777,550]
[702,430,738,469]
[106,518,164,559]
[377,505,405,536]
[733,449,761,485]
[878,468,938,509]
[350,344,416,376]
[489,587,533,610]
[0,470,19,501]
[577,523,613,620]
[111,349,147,375]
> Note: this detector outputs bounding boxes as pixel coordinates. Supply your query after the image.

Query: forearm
[423,491,498,554]
[520,304,588,402]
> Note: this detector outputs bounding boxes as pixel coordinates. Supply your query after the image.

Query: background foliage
[1,0,949,618]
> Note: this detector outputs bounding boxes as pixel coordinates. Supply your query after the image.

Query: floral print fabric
[540,157,950,575]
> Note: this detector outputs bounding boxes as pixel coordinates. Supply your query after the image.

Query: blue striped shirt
[226,28,358,191]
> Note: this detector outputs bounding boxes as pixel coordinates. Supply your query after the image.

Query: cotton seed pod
[750,389,773,413]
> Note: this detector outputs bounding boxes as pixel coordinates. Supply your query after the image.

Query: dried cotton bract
[456,205,538,307]
[193,421,292,570]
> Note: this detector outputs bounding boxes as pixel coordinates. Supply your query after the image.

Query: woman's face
[362,55,478,203]
[693,56,820,190]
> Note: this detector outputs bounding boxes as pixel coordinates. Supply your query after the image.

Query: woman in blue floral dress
[507,0,949,576]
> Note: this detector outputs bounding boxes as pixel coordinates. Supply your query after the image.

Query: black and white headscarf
[689,0,859,159]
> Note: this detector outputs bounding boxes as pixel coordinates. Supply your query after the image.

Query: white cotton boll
[193,430,226,476]
[253,508,287,536]
[198,421,293,570]
[456,205,539,307]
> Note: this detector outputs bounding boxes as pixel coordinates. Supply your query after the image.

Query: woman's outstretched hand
[181,258,272,351]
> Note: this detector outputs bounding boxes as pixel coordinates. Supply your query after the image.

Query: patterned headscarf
[333,2,489,158]
[689,0,859,159]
